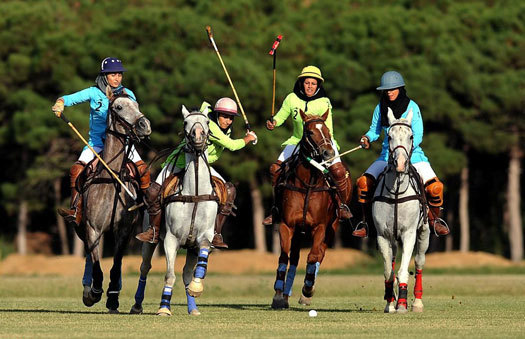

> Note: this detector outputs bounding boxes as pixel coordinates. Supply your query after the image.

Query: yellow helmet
[297,66,324,83]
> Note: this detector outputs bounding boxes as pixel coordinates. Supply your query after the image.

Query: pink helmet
[214,97,239,116]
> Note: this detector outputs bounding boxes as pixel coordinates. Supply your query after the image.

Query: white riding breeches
[78,145,142,164]
[365,160,437,183]
[155,162,225,185]
[277,140,341,165]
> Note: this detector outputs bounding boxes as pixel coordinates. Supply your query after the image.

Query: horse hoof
[187,279,203,297]
[108,309,119,314]
[156,307,172,316]
[396,305,408,314]
[130,304,143,314]
[189,309,201,316]
[271,295,289,309]
[412,299,424,313]
[82,286,102,307]
[298,294,312,306]
[384,303,396,313]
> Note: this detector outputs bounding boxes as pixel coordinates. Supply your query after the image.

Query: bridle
[300,118,332,160]
[106,94,148,144]
[388,121,414,172]
[183,112,210,155]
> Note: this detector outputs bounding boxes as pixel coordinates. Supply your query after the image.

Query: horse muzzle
[321,148,335,162]
[135,117,152,138]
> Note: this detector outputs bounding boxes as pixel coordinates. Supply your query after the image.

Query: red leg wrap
[414,269,423,299]
[384,280,395,303]
[397,283,408,309]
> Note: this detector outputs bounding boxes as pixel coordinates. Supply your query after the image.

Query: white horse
[372,108,430,314]
[130,105,218,317]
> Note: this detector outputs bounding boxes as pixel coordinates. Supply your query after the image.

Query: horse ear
[387,107,396,125]
[405,108,413,124]
[299,109,307,121]
[106,85,114,100]
[321,108,329,121]
[182,105,190,118]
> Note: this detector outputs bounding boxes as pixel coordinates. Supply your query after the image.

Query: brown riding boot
[328,162,352,220]
[212,182,237,249]
[352,174,376,238]
[58,161,85,227]
[425,177,450,236]
[263,160,283,226]
[135,162,163,243]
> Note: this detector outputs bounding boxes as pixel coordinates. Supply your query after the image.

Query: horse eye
[116,105,122,110]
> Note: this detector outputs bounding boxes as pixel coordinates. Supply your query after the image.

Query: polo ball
[308,309,317,317]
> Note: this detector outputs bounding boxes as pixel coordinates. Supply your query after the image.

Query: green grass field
[1,273,524,338]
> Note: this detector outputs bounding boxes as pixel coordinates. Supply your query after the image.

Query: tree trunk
[54,178,70,254]
[250,179,266,252]
[507,140,523,262]
[272,225,280,255]
[16,200,28,255]
[459,165,470,252]
[73,235,84,257]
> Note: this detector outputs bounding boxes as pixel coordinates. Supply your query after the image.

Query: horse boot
[425,177,450,236]
[352,174,376,238]
[58,161,86,231]
[212,182,237,249]
[262,160,283,226]
[328,162,352,220]
[135,161,162,243]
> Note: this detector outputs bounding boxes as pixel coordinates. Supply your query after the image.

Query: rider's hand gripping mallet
[57,113,138,203]
[269,35,283,120]
[205,25,254,138]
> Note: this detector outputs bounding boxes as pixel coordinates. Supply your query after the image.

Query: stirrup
[352,220,368,238]
[432,218,450,237]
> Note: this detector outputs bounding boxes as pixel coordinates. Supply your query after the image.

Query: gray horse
[81,90,151,313]
[131,105,218,316]
[372,108,430,314]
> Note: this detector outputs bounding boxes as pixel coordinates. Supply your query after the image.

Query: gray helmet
[376,71,405,90]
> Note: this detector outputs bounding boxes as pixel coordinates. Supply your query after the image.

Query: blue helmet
[376,71,405,90]
[100,57,126,73]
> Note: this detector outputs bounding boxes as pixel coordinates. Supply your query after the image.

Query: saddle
[76,157,142,194]
[161,172,227,206]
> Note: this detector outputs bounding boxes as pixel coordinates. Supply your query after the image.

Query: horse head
[182,105,210,153]
[387,107,413,173]
[299,109,334,162]
[107,87,151,140]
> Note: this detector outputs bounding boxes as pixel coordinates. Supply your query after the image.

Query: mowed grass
[0,273,524,338]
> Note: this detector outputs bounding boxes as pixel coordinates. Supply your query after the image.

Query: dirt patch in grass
[0,250,521,276]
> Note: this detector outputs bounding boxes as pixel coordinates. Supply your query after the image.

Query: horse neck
[381,168,413,196]
[102,130,127,168]
[292,160,324,188]
[182,151,213,195]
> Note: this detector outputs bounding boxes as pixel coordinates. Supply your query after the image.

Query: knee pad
[425,177,443,207]
[356,174,376,204]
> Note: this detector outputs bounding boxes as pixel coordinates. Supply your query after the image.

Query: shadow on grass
[0,308,109,315]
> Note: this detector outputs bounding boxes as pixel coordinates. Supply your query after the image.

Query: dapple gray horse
[131,105,218,316]
[372,108,430,314]
[81,89,151,313]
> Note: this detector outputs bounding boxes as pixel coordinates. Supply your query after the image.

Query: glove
[247,131,258,145]
[266,119,276,131]
[52,100,64,118]
[360,136,370,149]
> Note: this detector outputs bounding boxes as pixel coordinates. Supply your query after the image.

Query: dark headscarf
[293,78,327,109]
[379,87,410,127]
[95,74,124,96]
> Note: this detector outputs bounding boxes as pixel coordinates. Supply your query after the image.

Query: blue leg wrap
[304,263,317,287]
[274,263,287,291]
[160,285,172,310]
[82,255,93,287]
[186,289,198,314]
[194,248,209,279]
[134,275,147,305]
[284,265,297,296]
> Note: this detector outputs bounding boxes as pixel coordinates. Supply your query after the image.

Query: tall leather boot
[212,182,237,249]
[262,160,282,226]
[58,161,85,228]
[352,173,376,238]
[328,162,352,220]
[135,161,162,243]
[425,177,450,236]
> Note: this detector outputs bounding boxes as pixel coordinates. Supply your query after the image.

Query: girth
[281,183,331,194]
[373,194,422,204]
[163,194,219,204]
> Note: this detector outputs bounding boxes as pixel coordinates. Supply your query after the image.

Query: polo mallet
[320,145,363,166]
[269,35,283,120]
[205,25,252,133]
[57,113,140,208]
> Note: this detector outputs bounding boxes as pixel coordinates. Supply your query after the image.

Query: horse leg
[183,249,200,315]
[299,224,326,306]
[83,227,104,307]
[130,241,158,314]
[272,222,293,309]
[106,226,132,314]
[157,231,178,316]
[412,223,430,313]
[396,231,416,314]
[376,235,396,313]
[283,233,301,302]
[187,241,211,298]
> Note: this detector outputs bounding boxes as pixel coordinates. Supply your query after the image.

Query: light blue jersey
[62,87,136,148]
[364,100,428,163]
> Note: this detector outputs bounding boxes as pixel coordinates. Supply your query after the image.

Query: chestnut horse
[271,110,352,309]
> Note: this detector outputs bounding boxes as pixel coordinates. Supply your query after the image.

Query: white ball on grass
[308,309,317,317]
